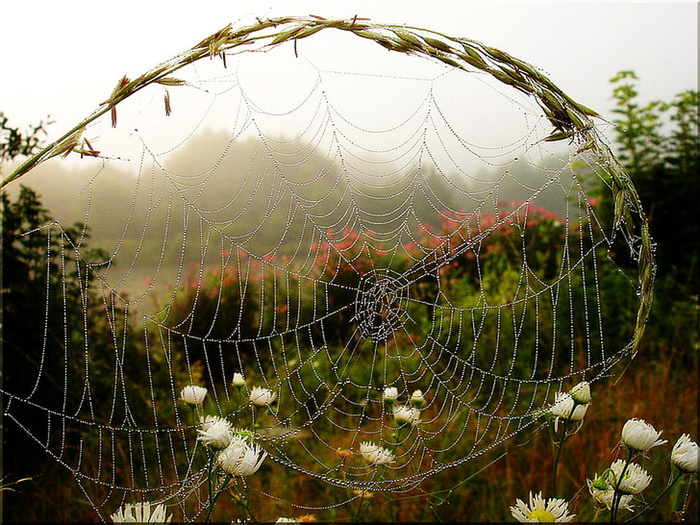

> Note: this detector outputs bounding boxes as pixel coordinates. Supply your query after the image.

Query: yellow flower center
[528,509,556,522]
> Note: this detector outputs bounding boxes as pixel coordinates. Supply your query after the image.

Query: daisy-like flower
[180,385,207,405]
[671,434,699,473]
[550,392,589,421]
[231,372,246,387]
[217,435,267,476]
[569,380,591,404]
[621,418,667,453]
[411,389,426,408]
[608,459,652,494]
[586,478,634,512]
[200,414,226,431]
[383,387,399,403]
[110,502,172,523]
[510,492,575,523]
[393,405,421,426]
[249,386,277,407]
[197,417,233,450]
[359,441,395,465]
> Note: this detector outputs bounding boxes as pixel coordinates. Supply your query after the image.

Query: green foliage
[0,112,52,165]
[609,71,699,364]
[610,71,699,292]
[1,185,100,510]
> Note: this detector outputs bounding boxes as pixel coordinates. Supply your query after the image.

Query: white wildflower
[249,386,277,407]
[197,418,233,450]
[569,381,591,404]
[179,385,207,405]
[671,434,699,473]
[550,392,588,421]
[586,478,634,512]
[608,459,652,494]
[411,389,426,408]
[393,404,421,426]
[231,372,246,387]
[510,492,575,523]
[383,387,399,403]
[217,435,267,476]
[621,418,667,453]
[359,441,395,465]
[200,414,226,432]
[110,502,172,523]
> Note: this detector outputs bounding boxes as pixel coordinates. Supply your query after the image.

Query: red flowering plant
[159,250,265,379]
[403,201,570,304]
[400,201,588,380]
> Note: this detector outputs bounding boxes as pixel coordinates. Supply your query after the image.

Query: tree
[1,115,110,516]
[608,72,699,364]
[610,71,699,293]
[0,112,52,168]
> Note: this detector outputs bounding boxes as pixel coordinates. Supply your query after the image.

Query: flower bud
[411,389,426,408]
[180,385,207,405]
[383,387,398,403]
[393,405,421,426]
[569,381,591,404]
[231,372,246,387]
[550,392,588,421]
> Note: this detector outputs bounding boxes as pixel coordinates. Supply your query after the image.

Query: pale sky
[1,0,697,153]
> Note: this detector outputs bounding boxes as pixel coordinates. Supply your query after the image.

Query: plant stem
[624,471,684,523]
[204,472,232,523]
[353,491,367,524]
[552,419,570,498]
[206,453,214,518]
[233,489,261,524]
[610,450,634,523]
[552,402,578,497]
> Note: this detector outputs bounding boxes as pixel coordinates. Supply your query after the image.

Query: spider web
[1,17,653,522]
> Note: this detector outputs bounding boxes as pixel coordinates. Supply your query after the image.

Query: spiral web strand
[1,17,653,522]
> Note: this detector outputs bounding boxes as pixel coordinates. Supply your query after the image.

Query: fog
[3,16,617,303]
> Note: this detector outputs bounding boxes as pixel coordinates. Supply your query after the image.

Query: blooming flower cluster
[383,387,425,427]
[584,419,698,521]
[177,378,277,521]
[586,477,634,513]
